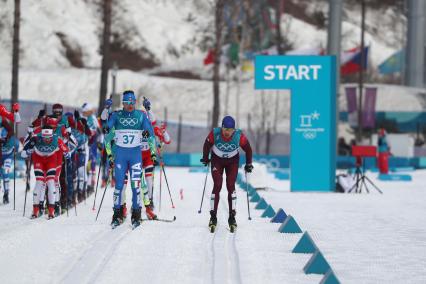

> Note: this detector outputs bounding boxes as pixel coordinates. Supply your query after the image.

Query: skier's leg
[129,154,143,224]
[129,161,142,210]
[112,148,129,224]
[46,168,57,218]
[88,141,97,190]
[142,150,154,201]
[33,155,45,216]
[2,156,12,203]
[77,151,85,202]
[210,155,224,215]
[224,158,238,215]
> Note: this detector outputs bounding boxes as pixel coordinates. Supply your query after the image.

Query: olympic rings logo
[119,118,138,127]
[303,132,317,140]
[216,143,238,151]
[38,145,56,152]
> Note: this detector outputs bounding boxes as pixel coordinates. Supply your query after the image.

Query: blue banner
[255,55,336,191]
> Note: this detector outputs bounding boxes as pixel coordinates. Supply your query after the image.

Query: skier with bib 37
[103,90,154,228]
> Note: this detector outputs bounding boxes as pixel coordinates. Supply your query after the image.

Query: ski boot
[111,207,123,229]
[54,202,61,217]
[145,203,157,220]
[3,192,9,204]
[87,185,94,195]
[39,202,45,216]
[121,203,128,219]
[209,210,217,233]
[228,210,237,233]
[131,208,142,229]
[31,205,41,219]
[78,191,84,203]
[47,205,55,219]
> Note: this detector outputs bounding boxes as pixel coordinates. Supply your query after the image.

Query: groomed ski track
[0,167,323,283]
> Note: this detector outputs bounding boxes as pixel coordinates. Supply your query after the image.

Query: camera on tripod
[349,145,383,194]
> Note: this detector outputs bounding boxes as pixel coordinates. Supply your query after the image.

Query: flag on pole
[340,46,369,75]
[378,49,404,75]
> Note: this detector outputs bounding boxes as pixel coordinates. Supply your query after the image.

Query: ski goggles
[123,100,135,105]
[222,127,235,131]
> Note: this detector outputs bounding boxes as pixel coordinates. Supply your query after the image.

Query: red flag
[203,49,215,65]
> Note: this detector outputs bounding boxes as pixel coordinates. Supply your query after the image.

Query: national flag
[378,49,404,75]
[340,46,369,75]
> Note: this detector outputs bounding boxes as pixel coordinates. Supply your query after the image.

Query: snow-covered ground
[0,166,425,283]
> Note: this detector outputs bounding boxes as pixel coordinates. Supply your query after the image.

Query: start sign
[255,56,337,192]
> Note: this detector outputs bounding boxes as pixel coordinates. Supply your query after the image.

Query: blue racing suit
[107,109,153,209]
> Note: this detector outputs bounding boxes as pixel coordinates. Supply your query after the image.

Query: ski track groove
[206,194,242,284]
[60,224,130,284]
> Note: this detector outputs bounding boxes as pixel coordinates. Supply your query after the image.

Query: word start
[263,65,322,80]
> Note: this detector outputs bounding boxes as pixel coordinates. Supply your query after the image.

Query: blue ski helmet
[221,115,235,129]
[122,90,136,103]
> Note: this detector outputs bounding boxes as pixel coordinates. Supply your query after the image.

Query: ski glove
[104,98,113,109]
[12,103,20,112]
[74,110,81,121]
[108,155,114,168]
[38,109,46,119]
[143,97,151,111]
[200,158,210,166]
[244,164,253,173]
[152,153,159,166]
[81,118,89,129]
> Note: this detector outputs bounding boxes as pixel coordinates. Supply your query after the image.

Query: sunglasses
[123,101,135,105]
[222,127,235,131]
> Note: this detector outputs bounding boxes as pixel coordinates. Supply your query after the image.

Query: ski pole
[95,169,110,221]
[159,162,162,211]
[198,162,210,214]
[64,156,69,217]
[23,159,32,217]
[245,171,252,221]
[92,153,103,210]
[13,123,17,210]
[161,164,175,209]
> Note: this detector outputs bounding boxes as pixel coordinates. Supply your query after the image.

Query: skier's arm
[141,112,154,136]
[202,131,214,161]
[1,120,13,139]
[0,104,15,122]
[240,133,252,164]
[58,138,69,153]
[104,128,115,157]
[105,111,117,132]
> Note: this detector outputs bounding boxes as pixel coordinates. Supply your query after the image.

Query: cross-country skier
[81,103,101,193]
[102,90,154,228]
[140,97,171,211]
[69,110,92,203]
[201,116,253,232]
[0,119,17,204]
[22,125,70,219]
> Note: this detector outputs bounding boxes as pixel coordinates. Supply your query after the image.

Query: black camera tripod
[348,160,383,194]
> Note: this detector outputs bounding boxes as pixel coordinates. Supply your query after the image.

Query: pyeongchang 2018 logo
[295,111,325,140]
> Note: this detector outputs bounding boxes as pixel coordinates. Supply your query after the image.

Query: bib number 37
[123,135,135,144]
